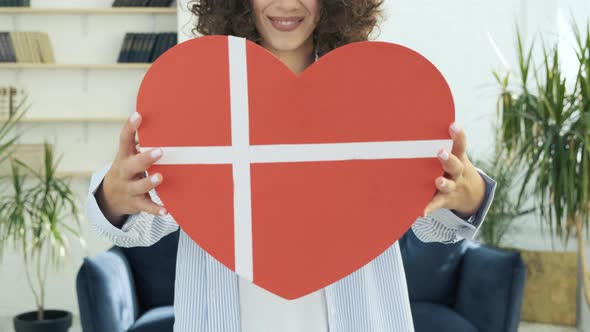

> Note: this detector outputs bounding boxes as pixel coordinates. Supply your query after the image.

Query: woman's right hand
[95,112,166,227]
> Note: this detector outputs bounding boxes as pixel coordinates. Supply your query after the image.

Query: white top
[238,278,328,332]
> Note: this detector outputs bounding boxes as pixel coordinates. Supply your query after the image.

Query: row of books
[0,32,55,63]
[118,32,177,63]
[0,0,30,6]
[112,0,173,7]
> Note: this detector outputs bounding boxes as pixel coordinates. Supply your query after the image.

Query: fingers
[135,194,167,216]
[122,147,163,178]
[435,176,456,194]
[423,194,446,217]
[128,173,163,196]
[422,124,468,217]
[449,123,467,160]
[437,148,464,179]
[118,112,142,159]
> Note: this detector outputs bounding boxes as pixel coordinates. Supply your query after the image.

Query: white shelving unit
[0,0,179,178]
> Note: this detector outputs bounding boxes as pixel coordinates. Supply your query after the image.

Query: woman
[87,1,496,331]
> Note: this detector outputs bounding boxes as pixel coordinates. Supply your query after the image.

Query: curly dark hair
[188,0,384,57]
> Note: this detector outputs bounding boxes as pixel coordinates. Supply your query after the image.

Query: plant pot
[13,310,72,332]
[516,248,578,326]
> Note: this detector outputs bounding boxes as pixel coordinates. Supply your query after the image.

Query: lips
[268,16,304,32]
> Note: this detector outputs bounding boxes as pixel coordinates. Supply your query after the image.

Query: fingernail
[438,149,449,160]
[151,148,162,158]
[130,112,140,123]
[438,178,446,187]
[450,122,461,133]
[159,208,167,216]
[150,174,161,184]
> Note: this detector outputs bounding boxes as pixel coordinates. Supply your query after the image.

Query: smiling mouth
[268,16,304,32]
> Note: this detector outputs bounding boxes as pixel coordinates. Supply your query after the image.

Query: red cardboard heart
[137,35,454,299]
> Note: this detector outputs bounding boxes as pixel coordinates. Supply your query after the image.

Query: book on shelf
[37,32,55,63]
[112,0,173,7]
[129,33,143,62]
[152,32,177,62]
[117,33,134,62]
[140,33,157,62]
[118,32,177,63]
[0,85,25,120]
[0,86,13,120]
[0,31,55,64]
[26,32,40,63]
[8,32,24,62]
[0,32,16,62]
[0,0,30,7]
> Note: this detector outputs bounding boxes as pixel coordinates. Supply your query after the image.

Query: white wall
[1,0,589,329]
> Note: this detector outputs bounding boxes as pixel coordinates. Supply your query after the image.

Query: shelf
[0,63,152,70]
[0,7,176,15]
[55,171,92,178]
[1,117,127,123]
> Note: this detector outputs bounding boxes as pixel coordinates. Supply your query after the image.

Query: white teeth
[271,18,301,26]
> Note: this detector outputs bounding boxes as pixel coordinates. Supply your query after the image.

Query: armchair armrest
[453,244,526,332]
[76,247,140,332]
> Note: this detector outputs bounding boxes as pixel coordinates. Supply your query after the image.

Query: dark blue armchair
[76,230,525,332]
[76,231,179,332]
[399,231,526,332]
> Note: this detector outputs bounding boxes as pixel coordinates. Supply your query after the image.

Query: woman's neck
[262,38,315,74]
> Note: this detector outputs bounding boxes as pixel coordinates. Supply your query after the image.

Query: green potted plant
[494,21,590,326]
[471,147,533,248]
[0,97,82,332]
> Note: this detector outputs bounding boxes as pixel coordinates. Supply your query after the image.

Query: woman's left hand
[423,123,486,219]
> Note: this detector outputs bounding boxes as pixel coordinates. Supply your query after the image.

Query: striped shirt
[86,164,496,332]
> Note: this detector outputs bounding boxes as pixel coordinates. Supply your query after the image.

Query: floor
[0,316,581,331]
[519,321,579,332]
[0,316,81,332]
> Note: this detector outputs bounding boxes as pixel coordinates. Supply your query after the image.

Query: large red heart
[137,35,454,299]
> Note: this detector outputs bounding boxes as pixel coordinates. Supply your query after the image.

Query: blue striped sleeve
[86,164,179,248]
[411,168,496,244]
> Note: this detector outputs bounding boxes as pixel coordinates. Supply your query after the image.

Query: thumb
[423,194,446,217]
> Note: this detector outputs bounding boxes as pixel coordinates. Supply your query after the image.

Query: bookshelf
[0,1,179,177]
[0,7,176,15]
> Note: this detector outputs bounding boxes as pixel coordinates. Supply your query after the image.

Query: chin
[267,39,304,52]
[263,33,313,53]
